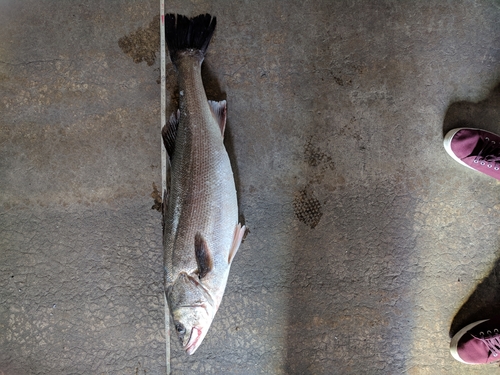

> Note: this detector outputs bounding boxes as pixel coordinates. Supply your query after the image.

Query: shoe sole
[443,128,478,171]
[450,319,489,364]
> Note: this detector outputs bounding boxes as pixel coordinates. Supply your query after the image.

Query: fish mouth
[184,327,202,355]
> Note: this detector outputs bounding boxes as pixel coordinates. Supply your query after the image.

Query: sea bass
[162,13,245,355]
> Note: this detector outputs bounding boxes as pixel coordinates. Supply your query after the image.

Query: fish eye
[175,322,186,335]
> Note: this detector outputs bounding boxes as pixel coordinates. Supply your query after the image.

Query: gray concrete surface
[2,0,500,374]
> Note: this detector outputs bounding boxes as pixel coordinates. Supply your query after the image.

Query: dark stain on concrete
[304,136,335,170]
[332,75,352,87]
[293,138,340,227]
[302,136,340,187]
[293,189,323,229]
[151,182,162,212]
[118,16,160,66]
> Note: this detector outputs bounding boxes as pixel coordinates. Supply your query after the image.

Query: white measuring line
[160,2,166,193]
[159,1,170,374]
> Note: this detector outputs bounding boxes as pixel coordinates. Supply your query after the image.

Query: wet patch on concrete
[118,16,160,66]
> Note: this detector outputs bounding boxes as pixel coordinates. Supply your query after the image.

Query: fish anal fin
[195,233,213,279]
[162,110,179,160]
[208,100,227,136]
[228,223,246,265]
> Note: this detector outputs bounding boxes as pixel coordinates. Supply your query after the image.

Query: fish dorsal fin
[162,188,168,228]
[208,100,227,136]
[195,233,213,279]
[228,223,246,265]
[162,110,180,160]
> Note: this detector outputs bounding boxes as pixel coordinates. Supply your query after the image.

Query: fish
[162,13,246,355]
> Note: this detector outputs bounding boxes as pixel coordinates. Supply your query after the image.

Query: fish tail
[165,14,217,64]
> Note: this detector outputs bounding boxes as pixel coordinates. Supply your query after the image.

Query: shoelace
[473,136,500,170]
[476,330,500,358]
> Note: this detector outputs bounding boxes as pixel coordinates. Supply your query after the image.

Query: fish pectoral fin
[208,100,227,137]
[228,223,246,265]
[162,110,180,160]
[194,233,213,279]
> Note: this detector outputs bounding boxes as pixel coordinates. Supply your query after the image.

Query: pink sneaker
[450,318,500,364]
[443,128,500,180]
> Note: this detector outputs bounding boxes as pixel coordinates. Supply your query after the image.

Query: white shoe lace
[473,137,500,170]
[475,329,500,357]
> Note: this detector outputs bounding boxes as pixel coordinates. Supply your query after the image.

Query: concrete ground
[1,0,500,374]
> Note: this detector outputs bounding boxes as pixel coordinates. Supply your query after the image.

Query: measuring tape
[160,1,167,196]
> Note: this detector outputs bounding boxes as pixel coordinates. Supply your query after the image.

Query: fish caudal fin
[165,14,217,64]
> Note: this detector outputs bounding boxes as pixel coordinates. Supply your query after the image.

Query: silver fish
[162,13,245,355]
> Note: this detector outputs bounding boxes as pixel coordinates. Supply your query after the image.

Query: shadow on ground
[443,83,500,137]
[450,257,500,337]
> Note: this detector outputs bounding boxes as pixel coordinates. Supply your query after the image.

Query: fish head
[172,305,212,355]
[166,272,216,355]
